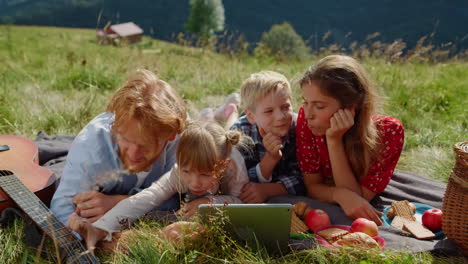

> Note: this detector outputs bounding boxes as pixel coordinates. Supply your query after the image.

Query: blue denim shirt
[51,112,179,224]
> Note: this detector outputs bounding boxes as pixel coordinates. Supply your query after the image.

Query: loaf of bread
[334,232,380,249]
[293,201,313,219]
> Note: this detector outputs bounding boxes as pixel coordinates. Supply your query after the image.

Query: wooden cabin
[97,22,143,45]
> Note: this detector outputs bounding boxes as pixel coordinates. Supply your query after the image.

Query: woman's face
[180,166,217,195]
[301,82,341,136]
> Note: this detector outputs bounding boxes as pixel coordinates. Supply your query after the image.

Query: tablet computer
[198,203,292,254]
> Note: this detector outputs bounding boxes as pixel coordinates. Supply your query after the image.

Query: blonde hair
[107,69,187,143]
[176,121,248,178]
[240,70,292,111]
[299,55,381,179]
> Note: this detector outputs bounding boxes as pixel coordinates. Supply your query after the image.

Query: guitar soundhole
[0,170,13,177]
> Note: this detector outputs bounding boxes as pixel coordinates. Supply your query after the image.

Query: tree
[185,0,225,41]
[255,22,310,61]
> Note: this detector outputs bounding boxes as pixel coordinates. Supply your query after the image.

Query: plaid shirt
[230,115,305,195]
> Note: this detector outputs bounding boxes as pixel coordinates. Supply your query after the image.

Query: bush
[255,22,310,61]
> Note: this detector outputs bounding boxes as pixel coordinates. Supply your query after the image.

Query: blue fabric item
[50,112,180,224]
[230,114,305,196]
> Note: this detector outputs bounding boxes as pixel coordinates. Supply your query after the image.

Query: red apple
[306,209,331,231]
[422,208,443,232]
[350,218,379,237]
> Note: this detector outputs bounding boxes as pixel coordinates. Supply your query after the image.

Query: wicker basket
[442,142,468,255]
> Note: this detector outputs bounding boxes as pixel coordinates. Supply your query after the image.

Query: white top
[93,148,248,238]
[135,170,150,189]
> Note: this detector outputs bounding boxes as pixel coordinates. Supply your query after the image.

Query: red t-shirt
[296,106,404,193]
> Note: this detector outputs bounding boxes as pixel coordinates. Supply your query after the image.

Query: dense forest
[1,0,467,50]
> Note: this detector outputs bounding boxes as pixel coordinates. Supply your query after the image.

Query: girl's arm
[327,137,368,197]
[331,115,405,200]
[297,107,378,206]
[304,173,382,225]
[304,172,334,202]
[92,168,180,239]
[326,109,365,196]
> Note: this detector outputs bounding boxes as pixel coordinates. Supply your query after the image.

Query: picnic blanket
[271,172,461,255]
[27,132,461,256]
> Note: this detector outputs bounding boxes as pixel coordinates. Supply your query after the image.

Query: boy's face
[246,90,293,137]
[116,118,170,173]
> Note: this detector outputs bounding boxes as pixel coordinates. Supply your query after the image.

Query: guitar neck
[0,170,99,264]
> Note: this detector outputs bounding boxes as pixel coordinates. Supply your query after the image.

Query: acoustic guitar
[0,135,99,264]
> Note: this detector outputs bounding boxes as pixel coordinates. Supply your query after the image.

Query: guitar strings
[0,170,98,263]
[3,146,100,264]
[0,140,98,263]
[0,147,97,263]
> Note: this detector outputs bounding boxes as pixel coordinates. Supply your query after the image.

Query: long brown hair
[107,69,187,143]
[299,55,381,179]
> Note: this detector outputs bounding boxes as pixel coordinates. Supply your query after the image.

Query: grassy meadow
[0,25,466,263]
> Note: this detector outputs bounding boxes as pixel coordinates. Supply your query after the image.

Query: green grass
[0,25,467,263]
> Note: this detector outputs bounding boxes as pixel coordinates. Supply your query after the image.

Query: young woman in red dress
[296,55,404,225]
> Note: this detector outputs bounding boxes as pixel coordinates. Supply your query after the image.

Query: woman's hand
[67,211,108,253]
[177,197,210,218]
[326,109,355,141]
[333,187,383,225]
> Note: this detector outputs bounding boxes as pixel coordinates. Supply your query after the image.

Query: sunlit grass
[0,25,466,263]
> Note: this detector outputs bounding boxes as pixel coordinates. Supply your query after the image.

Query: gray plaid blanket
[32,131,461,256]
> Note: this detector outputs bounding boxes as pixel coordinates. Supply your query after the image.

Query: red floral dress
[296,106,404,193]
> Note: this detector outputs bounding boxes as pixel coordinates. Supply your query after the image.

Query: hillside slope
[1,0,467,50]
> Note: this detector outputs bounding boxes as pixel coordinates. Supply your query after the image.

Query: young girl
[68,121,249,249]
[296,55,404,225]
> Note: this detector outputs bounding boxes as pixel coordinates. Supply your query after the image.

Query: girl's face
[301,82,342,136]
[180,166,217,195]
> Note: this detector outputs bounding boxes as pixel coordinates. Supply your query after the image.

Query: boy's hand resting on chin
[259,127,283,160]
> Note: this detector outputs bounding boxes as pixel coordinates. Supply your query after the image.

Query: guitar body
[0,135,99,263]
[0,135,57,213]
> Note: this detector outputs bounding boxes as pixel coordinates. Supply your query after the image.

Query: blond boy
[230,71,305,203]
